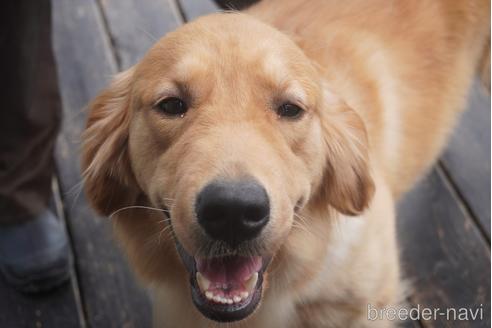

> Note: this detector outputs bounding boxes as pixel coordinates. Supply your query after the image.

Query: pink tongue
[196,256,262,285]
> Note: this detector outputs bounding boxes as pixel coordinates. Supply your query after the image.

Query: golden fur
[81,0,490,327]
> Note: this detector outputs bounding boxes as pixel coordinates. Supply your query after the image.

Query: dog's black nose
[195,179,270,247]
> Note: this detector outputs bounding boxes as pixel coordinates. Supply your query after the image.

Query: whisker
[65,179,84,197]
[136,25,158,42]
[108,205,169,220]
[144,223,174,248]
[157,225,174,245]
[69,183,85,212]
[293,213,324,240]
[291,223,314,237]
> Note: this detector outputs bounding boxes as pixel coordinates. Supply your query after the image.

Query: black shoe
[0,209,71,293]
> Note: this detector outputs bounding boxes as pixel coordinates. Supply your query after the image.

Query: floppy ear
[313,88,375,216]
[81,68,139,216]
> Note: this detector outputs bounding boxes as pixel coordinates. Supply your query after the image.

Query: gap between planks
[437,162,491,246]
[52,175,88,328]
[168,0,187,24]
[94,0,123,70]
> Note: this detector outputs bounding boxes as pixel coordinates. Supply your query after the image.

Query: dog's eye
[277,103,304,119]
[156,97,188,116]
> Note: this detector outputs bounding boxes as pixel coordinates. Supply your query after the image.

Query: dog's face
[82,13,373,323]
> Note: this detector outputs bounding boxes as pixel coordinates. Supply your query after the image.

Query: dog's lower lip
[175,241,269,322]
[190,261,266,322]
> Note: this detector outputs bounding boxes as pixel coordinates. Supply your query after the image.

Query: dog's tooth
[240,291,249,299]
[244,272,258,292]
[213,295,221,303]
[226,298,233,305]
[220,297,227,304]
[233,296,241,303]
[196,272,211,292]
[205,291,213,300]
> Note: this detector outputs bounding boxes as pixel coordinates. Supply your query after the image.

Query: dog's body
[82,1,490,327]
[251,0,490,197]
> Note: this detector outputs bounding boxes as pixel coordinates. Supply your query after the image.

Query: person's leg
[0,0,70,293]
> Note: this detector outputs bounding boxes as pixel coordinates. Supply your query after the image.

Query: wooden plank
[52,0,152,327]
[441,82,491,238]
[397,168,490,328]
[178,0,219,21]
[0,276,81,328]
[0,184,83,328]
[98,0,182,70]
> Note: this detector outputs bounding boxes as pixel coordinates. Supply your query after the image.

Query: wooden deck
[0,0,489,327]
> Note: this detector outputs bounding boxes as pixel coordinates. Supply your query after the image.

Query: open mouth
[176,242,270,322]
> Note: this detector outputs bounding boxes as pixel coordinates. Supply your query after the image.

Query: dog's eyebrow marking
[261,50,290,87]
[260,48,310,107]
[173,54,207,81]
[284,81,308,107]
[152,82,181,103]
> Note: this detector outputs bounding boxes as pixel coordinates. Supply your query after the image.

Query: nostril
[243,203,269,225]
[195,179,270,246]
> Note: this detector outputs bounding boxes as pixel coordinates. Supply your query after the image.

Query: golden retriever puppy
[81,0,490,327]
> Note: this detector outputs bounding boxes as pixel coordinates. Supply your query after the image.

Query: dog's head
[82,13,374,323]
